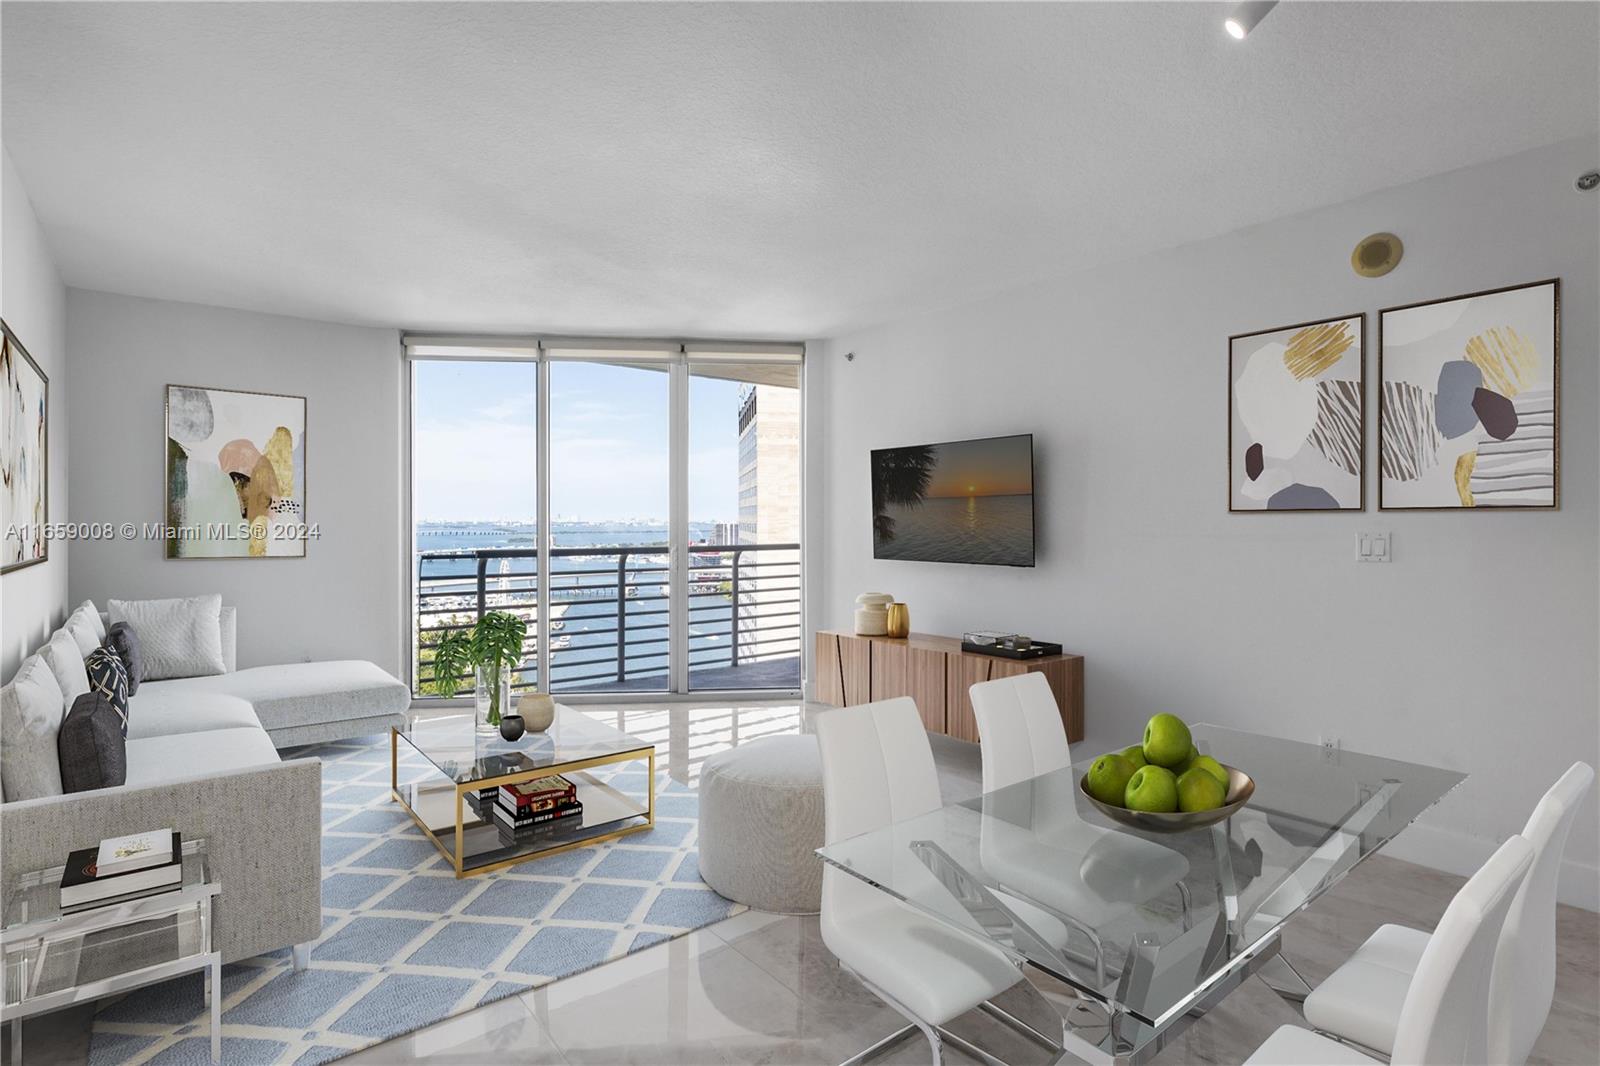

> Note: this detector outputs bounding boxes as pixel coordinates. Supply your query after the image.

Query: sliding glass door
[687,359,801,691]
[407,339,801,701]
[547,356,671,693]
[412,356,540,697]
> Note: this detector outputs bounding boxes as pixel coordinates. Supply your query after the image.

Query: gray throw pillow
[41,629,90,710]
[107,595,226,680]
[106,621,144,695]
[58,691,128,793]
[0,654,67,800]
[63,602,106,658]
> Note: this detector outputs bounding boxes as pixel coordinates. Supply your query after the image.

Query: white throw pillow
[1,653,68,799]
[107,595,226,680]
[63,601,105,657]
[41,628,91,709]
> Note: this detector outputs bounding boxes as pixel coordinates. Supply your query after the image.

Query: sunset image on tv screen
[870,434,1034,566]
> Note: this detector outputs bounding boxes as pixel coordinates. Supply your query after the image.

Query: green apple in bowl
[1142,713,1194,769]
[1124,765,1179,813]
[1118,744,1148,769]
[1190,755,1229,789]
[1085,754,1137,807]
[1177,767,1228,812]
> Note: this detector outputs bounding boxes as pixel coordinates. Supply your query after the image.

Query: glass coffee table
[3,839,220,1064]
[393,705,656,878]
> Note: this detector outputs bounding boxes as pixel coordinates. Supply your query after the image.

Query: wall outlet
[1357,532,1392,562]
[1320,735,1340,757]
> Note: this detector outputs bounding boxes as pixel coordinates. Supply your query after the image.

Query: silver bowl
[1078,765,1255,833]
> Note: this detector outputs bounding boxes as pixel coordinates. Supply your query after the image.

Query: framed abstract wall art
[2,320,49,574]
[1380,279,1558,509]
[1229,313,1364,511]
[165,384,307,558]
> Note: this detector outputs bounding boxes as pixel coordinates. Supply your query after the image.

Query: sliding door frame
[402,334,805,706]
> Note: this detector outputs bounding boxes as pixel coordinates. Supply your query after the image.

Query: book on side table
[60,830,184,911]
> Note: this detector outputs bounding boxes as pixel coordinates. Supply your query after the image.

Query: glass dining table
[817,724,1465,1065]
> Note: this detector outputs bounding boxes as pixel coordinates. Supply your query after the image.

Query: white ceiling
[3,2,1596,339]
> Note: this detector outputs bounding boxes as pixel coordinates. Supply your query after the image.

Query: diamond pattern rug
[88,732,740,1065]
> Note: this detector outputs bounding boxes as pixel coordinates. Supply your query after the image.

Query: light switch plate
[1357,532,1392,562]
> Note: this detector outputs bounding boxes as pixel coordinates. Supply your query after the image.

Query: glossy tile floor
[10,702,1598,1065]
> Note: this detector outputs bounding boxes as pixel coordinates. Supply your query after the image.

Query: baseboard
[1384,821,1598,912]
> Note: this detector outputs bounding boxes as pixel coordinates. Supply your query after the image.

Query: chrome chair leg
[837,1023,919,1066]
[977,999,1062,1053]
[838,965,1069,1066]
[841,968,947,1066]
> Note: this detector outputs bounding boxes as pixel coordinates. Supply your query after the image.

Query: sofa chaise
[0,601,411,965]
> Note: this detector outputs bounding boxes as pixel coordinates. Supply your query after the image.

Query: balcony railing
[414,543,800,696]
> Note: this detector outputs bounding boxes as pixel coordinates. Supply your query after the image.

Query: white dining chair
[969,673,1191,925]
[970,671,1073,795]
[815,697,1057,1066]
[1301,761,1594,1063]
[1245,833,1534,1066]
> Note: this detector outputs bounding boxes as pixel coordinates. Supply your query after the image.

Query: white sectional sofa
[0,601,411,965]
[125,607,412,749]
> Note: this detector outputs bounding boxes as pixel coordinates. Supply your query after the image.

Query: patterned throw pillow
[84,644,130,738]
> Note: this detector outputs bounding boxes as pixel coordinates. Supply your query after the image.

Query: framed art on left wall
[2,320,49,574]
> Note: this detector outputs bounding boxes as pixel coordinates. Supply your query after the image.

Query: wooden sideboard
[814,630,1083,743]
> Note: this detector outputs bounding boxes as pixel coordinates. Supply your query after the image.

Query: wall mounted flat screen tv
[871,433,1035,567]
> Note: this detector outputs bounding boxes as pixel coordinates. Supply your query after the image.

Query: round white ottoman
[697,735,824,914]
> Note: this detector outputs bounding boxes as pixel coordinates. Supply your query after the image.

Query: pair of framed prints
[1228,278,1559,512]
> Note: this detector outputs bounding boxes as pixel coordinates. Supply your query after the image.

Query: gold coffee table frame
[391,728,656,879]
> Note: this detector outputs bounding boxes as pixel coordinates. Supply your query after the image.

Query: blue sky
[413,360,741,522]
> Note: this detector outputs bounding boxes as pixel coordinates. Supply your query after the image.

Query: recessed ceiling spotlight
[1225,1,1279,40]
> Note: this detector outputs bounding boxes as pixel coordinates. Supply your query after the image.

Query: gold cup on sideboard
[885,602,911,638]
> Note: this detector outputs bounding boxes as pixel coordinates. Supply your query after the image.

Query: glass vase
[475,662,510,734]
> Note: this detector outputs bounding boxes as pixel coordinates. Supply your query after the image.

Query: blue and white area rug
[88,733,742,1065]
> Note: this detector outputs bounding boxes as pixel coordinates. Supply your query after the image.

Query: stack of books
[60,829,184,912]
[490,775,582,835]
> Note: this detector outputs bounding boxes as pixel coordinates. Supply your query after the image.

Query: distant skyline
[413,361,744,522]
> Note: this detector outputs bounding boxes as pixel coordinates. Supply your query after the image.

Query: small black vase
[499,715,526,742]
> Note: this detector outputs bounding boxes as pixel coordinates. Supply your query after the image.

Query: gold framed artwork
[1229,313,1365,511]
[1379,279,1559,510]
[2,320,49,574]
[165,384,307,557]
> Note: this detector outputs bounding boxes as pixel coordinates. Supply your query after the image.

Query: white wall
[1,150,68,679]
[811,137,1600,907]
[65,290,404,675]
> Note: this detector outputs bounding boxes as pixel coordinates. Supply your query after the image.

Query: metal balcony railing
[414,543,800,696]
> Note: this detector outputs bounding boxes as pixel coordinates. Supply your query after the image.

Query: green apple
[1142,713,1194,769]
[1085,754,1137,807]
[1177,767,1227,812]
[1124,765,1179,813]
[1118,744,1148,769]
[1190,755,1229,789]
[1173,744,1200,775]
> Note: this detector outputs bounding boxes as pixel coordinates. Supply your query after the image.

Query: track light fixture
[1225,1,1278,40]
